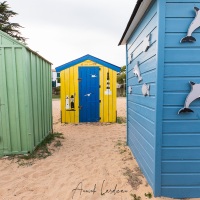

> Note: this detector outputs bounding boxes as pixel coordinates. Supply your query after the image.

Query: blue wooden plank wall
[162,0,200,198]
[126,1,157,190]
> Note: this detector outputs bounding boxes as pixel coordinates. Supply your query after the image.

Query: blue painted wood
[165,33,200,47]
[128,94,156,109]
[154,0,166,196]
[129,108,155,134]
[126,0,158,195]
[165,64,200,77]
[79,67,99,122]
[128,122,154,186]
[166,18,200,33]
[163,121,200,133]
[166,3,200,18]
[163,4,200,197]
[165,49,200,63]
[126,45,129,146]
[128,22,158,57]
[162,147,200,160]
[128,70,157,88]
[166,0,200,2]
[128,114,155,146]
[162,161,200,173]
[127,55,157,75]
[164,78,200,92]
[127,121,155,164]
[126,0,200,198]
[127,84,156,96]
[163,134,200,147]
[161,187,200,199]
[130,42,157,68]
[128,101,156,122]
[163,107,200,120]
[162,174,200,186]
[163,93,200,106]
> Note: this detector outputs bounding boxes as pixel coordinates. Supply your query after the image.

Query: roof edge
[118,0,153,46]
[118,0,143,46]
[0,30,52,65]
[55,54,121,72]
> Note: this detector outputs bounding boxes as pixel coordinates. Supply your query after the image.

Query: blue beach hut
[119,0,200,198]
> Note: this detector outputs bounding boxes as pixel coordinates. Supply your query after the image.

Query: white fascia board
[121,0,153,45]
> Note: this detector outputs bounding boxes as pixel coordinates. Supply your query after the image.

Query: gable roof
[55,54,121,72]
[118,0,153,45]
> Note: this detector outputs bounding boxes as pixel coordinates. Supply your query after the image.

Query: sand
[0,98,196,200]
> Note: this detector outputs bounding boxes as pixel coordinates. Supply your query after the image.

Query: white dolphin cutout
[178,81,200,114]
[181,7,200,43]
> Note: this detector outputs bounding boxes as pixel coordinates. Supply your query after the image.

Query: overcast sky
[6,0,136,68]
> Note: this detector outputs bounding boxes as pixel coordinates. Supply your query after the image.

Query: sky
[6,0,136,69]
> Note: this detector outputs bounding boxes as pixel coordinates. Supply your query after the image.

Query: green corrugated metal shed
[0,30,53,156]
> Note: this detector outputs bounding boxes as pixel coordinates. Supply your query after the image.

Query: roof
[0,30,52,65]
[118,0,153,45]
[55,54,121,72]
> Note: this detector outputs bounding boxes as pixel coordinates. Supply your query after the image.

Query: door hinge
[78,78,82,81]
[99,85,101,88]
[99,117,101,120]
[99,100,101,103]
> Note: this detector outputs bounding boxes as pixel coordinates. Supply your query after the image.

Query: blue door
[79,67,99,122]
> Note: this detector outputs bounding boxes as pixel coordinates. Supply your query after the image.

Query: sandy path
[0,98,193,200]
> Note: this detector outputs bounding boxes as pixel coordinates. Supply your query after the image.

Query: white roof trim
[120,0,153,45]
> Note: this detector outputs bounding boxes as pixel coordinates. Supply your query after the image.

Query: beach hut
[55,54,120,123]
[119,0,200,198]
[0,30,52,156]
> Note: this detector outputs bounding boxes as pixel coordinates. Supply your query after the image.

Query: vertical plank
[108,69,113,122]
[61,71,66,123]
[30,53,38,146]
[43,61,47,136]
[99,66,104,122]
[74,65,79,123]
[112,71,117,122]
[0,47,11,153]
[36,56,42,143]
[65,69,70,122]
[69,67,75,123]
[5,47,21,152]
[15,48,28,151]
[40,59,45,138]
[103,67,109,122]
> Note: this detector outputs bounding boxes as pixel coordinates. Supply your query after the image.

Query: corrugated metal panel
[0,31,52,156]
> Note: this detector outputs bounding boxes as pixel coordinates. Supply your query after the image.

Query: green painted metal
[0,30,52,156]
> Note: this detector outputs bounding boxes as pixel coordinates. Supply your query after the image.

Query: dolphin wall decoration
[178,81,200,114]
[133,62,143,83]
[181,7,200,43]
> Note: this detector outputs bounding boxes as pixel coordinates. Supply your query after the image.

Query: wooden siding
[60,60,117,123]
[126,1,157,189]
[162,1,200,197]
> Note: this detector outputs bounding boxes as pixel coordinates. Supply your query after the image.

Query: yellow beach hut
[55,54,120,123]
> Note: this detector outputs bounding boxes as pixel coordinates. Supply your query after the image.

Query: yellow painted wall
[60,60,117,123]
